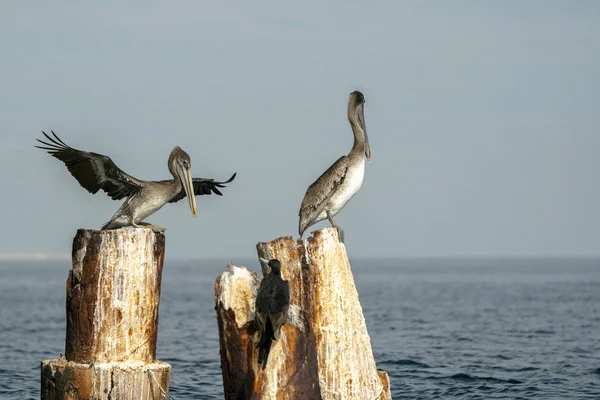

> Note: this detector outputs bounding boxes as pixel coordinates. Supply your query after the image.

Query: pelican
[255,258,290,369]
[298,90,371,242]
[35,131,236,232]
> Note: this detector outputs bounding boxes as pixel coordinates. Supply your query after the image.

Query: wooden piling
[41,228,171,400]
[214,227,392,400]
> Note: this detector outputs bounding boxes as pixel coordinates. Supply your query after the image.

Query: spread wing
[35,131,144,200]
[298,156,349,234]
[167,173,236,203]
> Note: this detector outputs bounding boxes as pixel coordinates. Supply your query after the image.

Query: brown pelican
[298,90,371,242]
[255,258,290,369]
[35,131,236,232]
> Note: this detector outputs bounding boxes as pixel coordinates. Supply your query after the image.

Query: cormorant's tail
[257,319,275,369]
[258,342,272,370]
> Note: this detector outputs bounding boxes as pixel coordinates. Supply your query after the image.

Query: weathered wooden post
[41,228,171,400]
[215,227,392,400]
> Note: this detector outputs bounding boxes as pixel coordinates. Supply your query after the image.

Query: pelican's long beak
[178,164,198,217]
[357,103,371,160]
[259,257,269,265]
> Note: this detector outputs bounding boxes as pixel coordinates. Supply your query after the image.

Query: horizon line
[1,253,599,262]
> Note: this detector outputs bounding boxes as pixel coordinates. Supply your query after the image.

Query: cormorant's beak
[259,257,272,274]
[357,103,370,160]
[177,163,198,217]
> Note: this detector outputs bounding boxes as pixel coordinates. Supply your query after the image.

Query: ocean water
[0,258,599,399]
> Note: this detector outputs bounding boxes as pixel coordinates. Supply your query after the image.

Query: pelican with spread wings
[36,131,235,232]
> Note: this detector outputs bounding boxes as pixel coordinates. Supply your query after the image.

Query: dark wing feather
[255,278,270,332]
[269,280,290,340]
[167,173,236,203]
[270,280,290,314]
[298,156,349,234]
[35,131,143,200]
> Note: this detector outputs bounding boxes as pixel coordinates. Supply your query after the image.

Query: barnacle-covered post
[214,227,391,400]
[41,228,171,400]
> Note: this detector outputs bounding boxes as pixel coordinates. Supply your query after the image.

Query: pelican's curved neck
[348,110,365,155]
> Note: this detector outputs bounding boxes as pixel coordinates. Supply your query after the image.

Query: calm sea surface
[1,258,599,399]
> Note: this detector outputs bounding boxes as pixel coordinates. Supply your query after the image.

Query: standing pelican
[298,90,371,242]
[255,258,290,369]
[35,131,236,232]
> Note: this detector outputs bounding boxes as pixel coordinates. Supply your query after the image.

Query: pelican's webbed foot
[326,211,345,243]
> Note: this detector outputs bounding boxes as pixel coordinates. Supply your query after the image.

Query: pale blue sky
[1,1,599,259]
